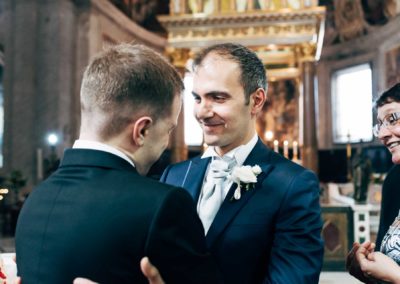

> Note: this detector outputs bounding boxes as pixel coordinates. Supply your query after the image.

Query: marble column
[301,60,319,174]
[2,0,81,186]
[166,48,191,163]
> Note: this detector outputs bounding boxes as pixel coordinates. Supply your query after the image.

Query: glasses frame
[373,112,400,137]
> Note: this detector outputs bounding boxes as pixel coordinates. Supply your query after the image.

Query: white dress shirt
[73,140,135,168]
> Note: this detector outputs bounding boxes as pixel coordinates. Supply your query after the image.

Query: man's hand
[140,257,164,284]
[73,257,164,284]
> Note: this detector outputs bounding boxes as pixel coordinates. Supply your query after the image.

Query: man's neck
[203,134,258,167]
[215,132,256,157]
[75,137,137,169]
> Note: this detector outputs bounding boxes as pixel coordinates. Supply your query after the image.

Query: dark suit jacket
[16,149,221,284]
[376,164,400,249]
[161,139,324,284]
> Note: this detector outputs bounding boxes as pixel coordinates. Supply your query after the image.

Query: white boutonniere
[229,165,262,201]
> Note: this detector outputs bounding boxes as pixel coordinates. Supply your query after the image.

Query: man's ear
[132,117,153,147]
[250,88,267,115]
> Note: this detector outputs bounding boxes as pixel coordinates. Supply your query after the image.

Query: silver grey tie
[198,157,236,233]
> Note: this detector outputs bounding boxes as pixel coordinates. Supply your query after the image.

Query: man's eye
[214,96,225,102]
[193,95,201,103]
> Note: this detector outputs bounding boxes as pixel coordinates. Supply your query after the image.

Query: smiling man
[161,43,324,284]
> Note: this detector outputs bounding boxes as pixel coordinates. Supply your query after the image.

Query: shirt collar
[72,140,135,168]
[201,134,258,166]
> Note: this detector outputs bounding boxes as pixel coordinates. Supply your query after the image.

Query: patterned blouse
[380,210,400,265]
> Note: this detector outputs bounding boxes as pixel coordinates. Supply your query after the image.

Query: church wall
[317,15,400,150]
[0,0,167,188]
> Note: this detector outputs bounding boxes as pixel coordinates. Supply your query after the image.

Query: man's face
[192,53,256,156]
[377,101,400,164]
[143,95,182,169]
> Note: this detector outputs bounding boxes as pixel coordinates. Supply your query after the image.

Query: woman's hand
[357,247,400,284]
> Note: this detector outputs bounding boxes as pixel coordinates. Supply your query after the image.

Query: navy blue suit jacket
[16,149,221,284]
[161,139,324,284]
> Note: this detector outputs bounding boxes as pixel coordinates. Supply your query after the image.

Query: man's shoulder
[35,164,183,199]
[261,152,319,195]
[111,169,187,198]
[169,156,201,168]
[268,150,310,176]
[163,156,202,175]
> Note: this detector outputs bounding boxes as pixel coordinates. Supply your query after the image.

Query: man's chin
[203,138,220,147]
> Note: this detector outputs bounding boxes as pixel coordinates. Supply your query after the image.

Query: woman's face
[376,102,400,164]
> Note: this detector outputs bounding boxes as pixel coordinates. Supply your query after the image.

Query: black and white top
[380,210,400,265]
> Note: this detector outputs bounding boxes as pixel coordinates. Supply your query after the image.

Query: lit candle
[273,140,279,153]
[346,143,351,159]
[283,140,289,158]
[346,130,352,159]
[264,130,273,142]
[293,141,298,160]
[37,148,43,180]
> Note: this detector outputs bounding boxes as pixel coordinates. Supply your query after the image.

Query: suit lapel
[206,139,274,247]
[181,156,211,202]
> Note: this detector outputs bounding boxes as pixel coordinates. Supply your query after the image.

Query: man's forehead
[198,52,237,67]
[195,55,239,77]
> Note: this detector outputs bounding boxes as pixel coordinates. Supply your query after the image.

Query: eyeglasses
[373,112,400,137]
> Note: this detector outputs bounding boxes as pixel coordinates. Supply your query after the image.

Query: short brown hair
[193,43,267,104]
[80,43,183,139]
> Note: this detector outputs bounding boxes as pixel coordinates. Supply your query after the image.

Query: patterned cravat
[198,156,236,233]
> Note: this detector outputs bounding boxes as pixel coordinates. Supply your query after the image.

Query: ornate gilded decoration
[165,47,192,69]
[168,0,320,14]
[160,1,325,66]
[159,8,325,50]
[296,43,317,62]
[333,0,366,42]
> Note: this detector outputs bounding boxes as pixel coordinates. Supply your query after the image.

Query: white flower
[231,166,257,183]
[229,164,261,201]
[252,165,262,175]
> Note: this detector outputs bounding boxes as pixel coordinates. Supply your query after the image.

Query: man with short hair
[161,43,324,283]
[15,44,221,284]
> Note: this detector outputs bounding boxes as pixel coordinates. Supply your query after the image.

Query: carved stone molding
[159,7,325,49]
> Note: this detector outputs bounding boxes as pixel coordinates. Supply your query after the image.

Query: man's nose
[195,100,213,119]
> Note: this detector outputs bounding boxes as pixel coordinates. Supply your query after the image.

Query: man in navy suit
[15,44,221,284]
[161,43,324,284]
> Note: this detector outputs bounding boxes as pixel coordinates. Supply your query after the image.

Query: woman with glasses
[348,82,400,283]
